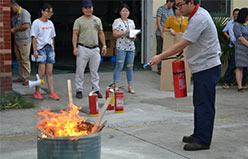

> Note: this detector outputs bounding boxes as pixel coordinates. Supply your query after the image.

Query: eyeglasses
[45,10,54,14]
[176,2,187,8]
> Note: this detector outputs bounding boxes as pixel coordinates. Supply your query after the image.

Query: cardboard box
[104,31,116,57]
[160,32,191,91]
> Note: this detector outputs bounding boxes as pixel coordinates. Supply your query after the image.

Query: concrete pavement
[1,71,248,159]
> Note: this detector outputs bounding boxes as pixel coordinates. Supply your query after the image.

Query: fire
[37,104,93,137]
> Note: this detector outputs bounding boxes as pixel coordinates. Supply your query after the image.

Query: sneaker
[49,92,60,100]
[22,79,29,86]
[242,85,248,89]
[128,87,135,94]
[13,78,23,83]
[95,91,103,98]
[33,91,44,100]
[222,83,230,89]
[76,91,83,99]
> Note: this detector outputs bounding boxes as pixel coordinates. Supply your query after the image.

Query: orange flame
[37,105,93,137]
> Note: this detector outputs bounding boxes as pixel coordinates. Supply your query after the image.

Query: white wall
[232,0,248,10]
[153,0,166,16]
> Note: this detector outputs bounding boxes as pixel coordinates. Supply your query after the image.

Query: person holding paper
[112,3,136,94]
[129,29,141,38]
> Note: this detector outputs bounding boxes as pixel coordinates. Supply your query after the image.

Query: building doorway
[19,0,143,72]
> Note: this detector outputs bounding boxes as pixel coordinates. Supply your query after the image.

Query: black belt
[40,44,52,50]
[78,43,98,49]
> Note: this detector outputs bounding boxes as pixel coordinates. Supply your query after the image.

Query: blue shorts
[38,44,55,64]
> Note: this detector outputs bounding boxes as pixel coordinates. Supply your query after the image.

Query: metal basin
[37,132,101,159]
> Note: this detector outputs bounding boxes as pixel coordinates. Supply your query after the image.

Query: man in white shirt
[150,0,221,151]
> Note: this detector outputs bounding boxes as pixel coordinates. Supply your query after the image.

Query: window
[198,0,231,16]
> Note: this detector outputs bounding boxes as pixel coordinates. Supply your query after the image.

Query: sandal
[237,88,243,92]
[128,87,135,94]
[13,78,23,83]
[222,83,230,89]
[242,85,248,89]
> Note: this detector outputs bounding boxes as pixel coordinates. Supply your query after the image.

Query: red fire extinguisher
[172,60,187,98]
[105,87,115,110]
[88,91,99,116]
[115,89,124,113]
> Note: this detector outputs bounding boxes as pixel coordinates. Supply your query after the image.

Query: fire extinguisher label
[179,75,186,89]
[116,99,123,106]
[96,100,99,111]
[110,97,115,106]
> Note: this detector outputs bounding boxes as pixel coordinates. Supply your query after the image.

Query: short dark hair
[10,0,18,5]
[236,8,248,24]
[167,0,175,3]
[119,3,130,13]
[232,8,240,14]
[42,3,53,11]
[184,0,197,5]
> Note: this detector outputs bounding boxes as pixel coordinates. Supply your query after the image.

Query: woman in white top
[112,4,136,94]
[31,3,60,100]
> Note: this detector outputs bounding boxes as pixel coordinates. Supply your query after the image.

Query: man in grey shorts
[150,0,221,151]
[72,0,107,99]
[10,0,31,86]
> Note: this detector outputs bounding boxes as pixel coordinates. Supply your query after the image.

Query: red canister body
[115,90,124,113]
[172,60,187,98]
[105,87,115,110]
[89,92,99,116]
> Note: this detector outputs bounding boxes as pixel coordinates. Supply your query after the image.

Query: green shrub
[0,91,35,110]
[213,17,231,65]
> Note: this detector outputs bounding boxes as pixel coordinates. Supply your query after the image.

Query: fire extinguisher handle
[176,51,184,59]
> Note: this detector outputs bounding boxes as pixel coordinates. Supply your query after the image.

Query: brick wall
[0,0,12,95]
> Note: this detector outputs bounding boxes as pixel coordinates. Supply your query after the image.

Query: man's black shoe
[76,91,83,99]
[95,91,103,98]
[182,135,194,143]
[157,70,161,75]
[183,142,210,151]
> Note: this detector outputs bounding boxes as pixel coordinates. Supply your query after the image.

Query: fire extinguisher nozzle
[143,63,151,69]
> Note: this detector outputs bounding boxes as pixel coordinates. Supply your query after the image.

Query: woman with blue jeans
[31,3,60,100]
[112,4,136,94]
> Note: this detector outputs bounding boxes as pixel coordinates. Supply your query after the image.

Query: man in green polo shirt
[72,0,107,99]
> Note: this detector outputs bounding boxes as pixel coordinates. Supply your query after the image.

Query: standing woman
[112,4,136,94]
[233,8,248,91]
[31,3,60,100]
